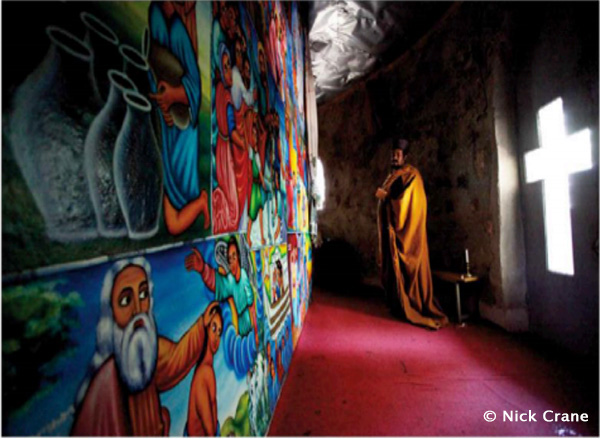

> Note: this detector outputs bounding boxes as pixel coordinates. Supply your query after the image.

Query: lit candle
[465,249,469,264]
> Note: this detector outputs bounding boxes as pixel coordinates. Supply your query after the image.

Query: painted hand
[185,248,205,273]
[149,80,178,127]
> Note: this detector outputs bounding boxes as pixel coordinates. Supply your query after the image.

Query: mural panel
[252,244,293,414]
[288,233,313,348]
[210,2,287,249]
[2,235,277,436]
[281,2,309,233]
[2,1,212,273]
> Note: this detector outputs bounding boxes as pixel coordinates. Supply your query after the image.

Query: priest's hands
[375,187,388,200]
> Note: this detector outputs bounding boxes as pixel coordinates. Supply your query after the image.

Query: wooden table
[433,271,479,324]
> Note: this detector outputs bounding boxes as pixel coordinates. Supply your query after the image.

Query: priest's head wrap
[393,138,410,154]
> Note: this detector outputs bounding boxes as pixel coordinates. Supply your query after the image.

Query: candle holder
[462,248,473,279]
[465,260,473,278]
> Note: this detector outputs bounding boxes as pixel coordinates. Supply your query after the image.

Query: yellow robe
[377,165,448,329]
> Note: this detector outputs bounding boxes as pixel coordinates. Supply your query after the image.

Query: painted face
[243,59,251,88]
[269,348,275,379]
[285,111,290,132]
[224,6,237,40]
[235,40,243,70]
[391,149,405,168]
[209,313,223,353]
[252,117,259,146]
[258,48,266,75]
[240,35,247,54]
[111,265,150,329]
[219,4,230,32]
[222,53,233,87]
[228,243,240,274]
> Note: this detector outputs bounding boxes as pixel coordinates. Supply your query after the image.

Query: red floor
[268,286,598,436]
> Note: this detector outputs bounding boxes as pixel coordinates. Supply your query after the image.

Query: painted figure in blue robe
[185,238,260,377]
[186,238,259,340]
[148,1,209,235]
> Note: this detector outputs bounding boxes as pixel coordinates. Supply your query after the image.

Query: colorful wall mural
[252,244,293,417]
[2,1,314,436]
[3,2,213,273]
[288,233,313,348]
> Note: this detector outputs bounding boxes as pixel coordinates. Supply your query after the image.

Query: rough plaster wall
[492,31,528,313]
[317,4,510,302]
[317,84,389,280]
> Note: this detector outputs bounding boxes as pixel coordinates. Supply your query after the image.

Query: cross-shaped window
[524,97,593,275]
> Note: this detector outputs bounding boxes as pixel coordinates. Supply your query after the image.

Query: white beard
[113,313,158,393]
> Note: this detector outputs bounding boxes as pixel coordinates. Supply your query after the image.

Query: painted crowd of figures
[4,0,310,271]
[211,0,309,246]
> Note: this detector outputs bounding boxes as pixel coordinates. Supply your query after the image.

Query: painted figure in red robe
[213,44,243,233]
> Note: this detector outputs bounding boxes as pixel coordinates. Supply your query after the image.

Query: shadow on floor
[311,282,398,323]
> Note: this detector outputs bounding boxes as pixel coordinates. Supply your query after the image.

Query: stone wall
[317,3,510,301]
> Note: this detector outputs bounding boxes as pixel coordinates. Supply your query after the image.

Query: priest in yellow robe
[376,139,448,330]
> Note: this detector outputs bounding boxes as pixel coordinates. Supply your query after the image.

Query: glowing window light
[524,97,593,275]
[315,158,326,211]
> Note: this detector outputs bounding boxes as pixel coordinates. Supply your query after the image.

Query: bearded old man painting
[376,139,448,330]
[71,257,219,436]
